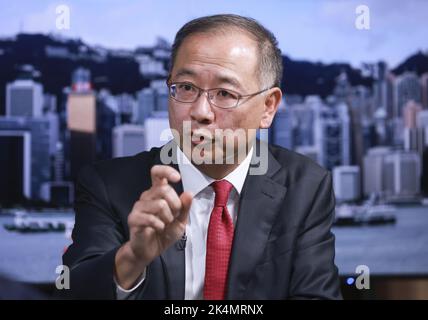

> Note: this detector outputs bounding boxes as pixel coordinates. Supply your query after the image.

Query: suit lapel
[153,141,186,299]
[226,142,288,299]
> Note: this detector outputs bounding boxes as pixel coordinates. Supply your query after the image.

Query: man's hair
[170,14,283,89]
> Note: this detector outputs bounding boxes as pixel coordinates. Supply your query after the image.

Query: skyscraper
[393,72,421,119]
[0,130,31,205]
[116,93,136,124]
[6,79,43,117]
[0,117,51,200]
[416,110,428,196]
[373,62,388,110]
[144,112,171,150]
[66,68,96,180]
[314,102,350,170]
[136,87,155,124]
[112,124,145,158]
[363,146,391,198]
[150,80,169,112]
[96,94,118,161]
[421,73,428,109]
[290,102,314,147]
[403,100,424,154]
[383,151,421,202]
[272,105,293,149]
[332,166,361,202]
[403,100,422,129]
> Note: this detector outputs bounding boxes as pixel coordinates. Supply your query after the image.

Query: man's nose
[189,91,215,124]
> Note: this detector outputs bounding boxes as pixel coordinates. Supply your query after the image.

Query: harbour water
[0,212,73,283]
[0,205,427,284]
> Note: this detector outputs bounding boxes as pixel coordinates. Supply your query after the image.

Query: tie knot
[211,180,233,207]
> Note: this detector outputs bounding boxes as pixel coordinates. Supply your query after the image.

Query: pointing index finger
[150,165,181,187]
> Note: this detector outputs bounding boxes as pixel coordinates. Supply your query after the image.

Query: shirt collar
[176,144,253,197]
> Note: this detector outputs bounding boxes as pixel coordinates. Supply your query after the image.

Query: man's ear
[259,88,282,129]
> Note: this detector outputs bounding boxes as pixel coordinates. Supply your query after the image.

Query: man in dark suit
[61,14,341,300]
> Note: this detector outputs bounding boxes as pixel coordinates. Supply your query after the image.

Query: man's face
[168,30,274,164]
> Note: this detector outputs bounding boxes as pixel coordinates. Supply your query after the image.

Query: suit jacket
[61,141,342,299]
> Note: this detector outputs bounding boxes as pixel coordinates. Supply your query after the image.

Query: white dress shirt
[116,145,253,299]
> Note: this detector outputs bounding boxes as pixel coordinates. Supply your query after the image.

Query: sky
[0,0,427,68]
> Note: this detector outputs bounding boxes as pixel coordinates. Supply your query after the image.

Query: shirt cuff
[115,267,146,300]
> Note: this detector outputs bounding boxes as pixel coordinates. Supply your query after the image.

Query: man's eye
[179,84,193,91]
[218,90,232,97]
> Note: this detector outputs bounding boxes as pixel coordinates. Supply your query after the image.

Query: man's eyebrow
[173,68,244,91]
[174,68,196,79]
[216,75,243,91]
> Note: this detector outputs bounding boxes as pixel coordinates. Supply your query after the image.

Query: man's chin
[184,145,247,166]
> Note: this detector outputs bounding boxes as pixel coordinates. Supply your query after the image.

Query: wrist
[114,242,148,289]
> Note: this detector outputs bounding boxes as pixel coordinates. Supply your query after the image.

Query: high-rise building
[0,117,51,200]
[416,110,428,130]
[272,105,293,149]
[416,110,428,144]
[45,111,60,155]
[350,85,373,120]
[67,68,96,180]
[373,62,388,110]
[332,166,361,202]
[383,151,421,202]
[386,73,395,119]
[43,93,57,113]
[422,146,428,197]
[333,71,351,103]
[136,88,155,124]
[40,181,74,207]
[291,102,315,147]
[6,79,43,117]
[144,112,171,150]
[71,67,92,92]
[403,101,424,154]
[403,100,422,129]
[391,117,405,147]
[156,87,169,112]
[116,93,137,124]
[421,73,428,109]
[112,124,145,158]
[0,130,31,205]
[393,72,421,119]
[373,107,388,145]
[314,102,350,170]
[416,110,428,196]
[363,146,391,198]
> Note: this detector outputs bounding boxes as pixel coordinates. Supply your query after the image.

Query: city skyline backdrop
[0,1,427,208]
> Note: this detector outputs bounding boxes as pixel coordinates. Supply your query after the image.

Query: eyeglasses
[167,81,272,109]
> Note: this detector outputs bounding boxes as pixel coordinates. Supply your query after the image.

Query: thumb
[176,191,193,224]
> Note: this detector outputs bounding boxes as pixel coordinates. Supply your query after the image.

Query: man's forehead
[173,32,259,87]
[181,31,258,54]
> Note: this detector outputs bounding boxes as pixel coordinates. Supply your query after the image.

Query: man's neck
[194,162,241,180]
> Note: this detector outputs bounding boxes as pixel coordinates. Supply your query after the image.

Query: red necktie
[203,180,234,300]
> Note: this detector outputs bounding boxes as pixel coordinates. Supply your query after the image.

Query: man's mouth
[191,131,213,146]
[191,135,209,145]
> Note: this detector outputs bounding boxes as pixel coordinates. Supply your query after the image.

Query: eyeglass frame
[166,80,274,109]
